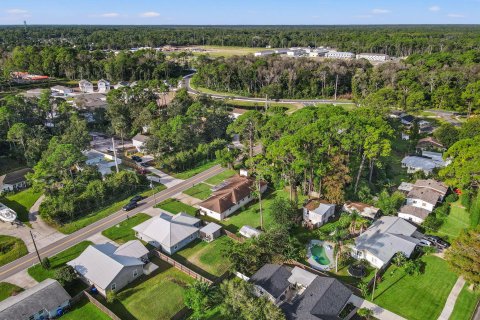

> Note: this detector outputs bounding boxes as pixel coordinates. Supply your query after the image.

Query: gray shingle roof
[0,279,71,320]
[399,205,431,220]
[407,187,440,205]
[250,264,293,299]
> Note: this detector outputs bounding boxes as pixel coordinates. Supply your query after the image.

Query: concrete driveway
[147,167,183,188]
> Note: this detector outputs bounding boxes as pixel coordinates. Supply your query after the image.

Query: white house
[325,51,355,59]
[198,175,267,221]
[356,53,390,62]
[50,85,73,95]
[79,80,94,93]
[0,168,33,192]
[398,205,431,224]
[97,79,111,93]
[401,156,440,175]
[303,200,336,229]
[132,133,148,152]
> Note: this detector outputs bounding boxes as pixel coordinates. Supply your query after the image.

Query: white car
[418,239,432,247]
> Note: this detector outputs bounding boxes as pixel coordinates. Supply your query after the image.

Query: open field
[194,45,263,57]
[62,298,111,320]
[370,255,458,320]
[0,282,23,302]
[449,283,480,320]
[0,235,28,267]
[0,188,42,222]
[173,236,231,277]
[204,169,236,185]
[435,201,470,240]
[156,198,198,216]
[102,213,151,244]
[102,258,194,320]
[183,183,212,200]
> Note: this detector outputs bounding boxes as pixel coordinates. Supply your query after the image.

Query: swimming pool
[311,245,331,266]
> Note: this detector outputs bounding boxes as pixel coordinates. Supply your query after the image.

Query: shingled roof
[0,168,32,187]
[399,205,431,220]
[407,187,441,206]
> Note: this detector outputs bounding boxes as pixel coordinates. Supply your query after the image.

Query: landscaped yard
[204,169,236,185]
[169,160,219,180]
[102,258,195,320]
[370,255,458,320]
[0,282,23,302]
[183,183,212,200]
[449,283,480,320]
[156,198,197,216]
[102,213,151,244]
[173,236,231,277]
[0,188,42,222]
[62,298,111,320]
[0,235,28,267]
[435,201,470,240]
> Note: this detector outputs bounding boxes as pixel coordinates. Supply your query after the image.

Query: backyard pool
[311,245,331,265]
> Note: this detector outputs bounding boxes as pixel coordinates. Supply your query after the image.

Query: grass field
[62,298,111,320]
[169,160,219,180]
[183,183,212,200]
[0,235,28,267]
[156,198,198,216]
[0,188,42,222]
[102,213,151,244]
[173,236,231,278]
[204,169,236,185]
[436,202,470,240]
[449,283,480,320]
[195,45,262,57]
[103,258,194,320]
[0,282,23,302]
[371,255,458,320]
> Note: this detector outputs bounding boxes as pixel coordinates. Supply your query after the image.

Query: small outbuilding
[239,225,262,238]
[199,222,222,242]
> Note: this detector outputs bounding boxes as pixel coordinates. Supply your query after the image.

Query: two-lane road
[0,164,225,281]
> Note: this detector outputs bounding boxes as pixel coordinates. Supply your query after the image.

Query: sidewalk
[349,295,406,320]
[438,277,466,320]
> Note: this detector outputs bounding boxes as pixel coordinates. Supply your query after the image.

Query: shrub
[41,257,51,269]
[423,215,443,232]
[445,193,459,203]
[106,290,117,303]
[54,265,77,286]
[460,190,472,210]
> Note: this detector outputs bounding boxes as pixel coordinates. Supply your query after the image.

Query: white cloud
[140,11,160,18]
[429,6,440,12]
[6,9,28,14]
[101,12,120,18]
[447,13,465,18]
[372,8,391,14]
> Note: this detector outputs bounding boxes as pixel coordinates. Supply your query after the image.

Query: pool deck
[307,240,335,271]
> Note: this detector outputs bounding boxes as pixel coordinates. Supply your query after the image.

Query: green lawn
[183,183,212,200]
[0,188,42,222]
[103,258,195,320]
[102,213,151,244]
[156,198,198,216]
[0,235,28,267]
[0,282,23,302]
[449,283,480,320]
[57,185,165,234]
[436,202,470,240]
[62,298,111,320]
[204,170,236,185]
[173,236,232,277]
[371,255,458,320]
[169,160,219,180]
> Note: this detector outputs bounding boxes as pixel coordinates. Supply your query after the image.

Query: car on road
[130,195,145,203]
[131,155,142,162]
[123,201,138,211]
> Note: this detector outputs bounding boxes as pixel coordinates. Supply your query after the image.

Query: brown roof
[416,137,444,149]
[413,179,448,197]
[407,187,440,205]
[304,199,333,211]
[344,202,379,213]
[199,175,266,214]
[0,168,33,186]
[399,205,431,220]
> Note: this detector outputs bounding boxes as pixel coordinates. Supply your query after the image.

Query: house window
[133,269,138,277]
[111,283,116,291]
[174,245,178,250]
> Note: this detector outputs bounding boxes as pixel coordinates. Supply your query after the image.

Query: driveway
[348,295,406,320]
[147,167,183,188]
[28,195,66,249]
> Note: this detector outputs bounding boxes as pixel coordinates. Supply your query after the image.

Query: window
[174,245,178,250]
[133,269,138,277]
[111,283,116,291]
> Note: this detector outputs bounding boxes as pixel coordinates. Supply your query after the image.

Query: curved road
[0,165,224,282]
[183,74,354,105]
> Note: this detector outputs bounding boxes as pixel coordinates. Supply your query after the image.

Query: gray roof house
[352,216,420,268]
[401,156,443,175]
[251,264,352,320]
[303,200,336,229]
[0,168,33,192]
[67,242,146,296]
[0,278,71,320]
[133,212,201,254]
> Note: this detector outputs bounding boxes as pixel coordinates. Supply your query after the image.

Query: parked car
[424,235,450,249]
[130,195,145,203]
[131,155,142,162]
[123,202,138,211]
[418,239,432,247]
[140,162,149,168]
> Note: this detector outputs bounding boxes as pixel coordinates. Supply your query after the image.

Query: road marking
[0,166,224,277]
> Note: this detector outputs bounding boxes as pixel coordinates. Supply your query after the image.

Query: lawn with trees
[101,213,151,244]
[0,188,42,222]
[0,235,28,267]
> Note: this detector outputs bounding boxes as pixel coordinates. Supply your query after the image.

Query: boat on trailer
[0,203,17,223]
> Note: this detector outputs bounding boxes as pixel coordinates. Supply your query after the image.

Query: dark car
[131,155,142,162]
[130,195,144,203]
[123,201,138,211]
[424,235,450,249]
[140,162,149,168]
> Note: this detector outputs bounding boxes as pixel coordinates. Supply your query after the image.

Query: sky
[0,0,479,25]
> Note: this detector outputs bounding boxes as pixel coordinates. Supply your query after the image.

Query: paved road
[0,165,224,282]
[183,74,354,105]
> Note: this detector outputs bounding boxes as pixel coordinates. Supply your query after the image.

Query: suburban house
[74,93,107,111]
[398,182,414,193]
[132,133,149,152]
[250,264,352,320]
[67,242,147,296]
[351,216,421,268]
[343,202,380,219]
[0,168,33,192]
[97,79,111,93]
[398,179,448,224]
[198,174,267,221]
[133,212,201,254]
[199,222,222,242]
[82,149,121,176]
[401,155,444,175]
[418,120,434,134]
[303,200,336,229]
[51,85,73,95]
[0,278,71,320]
[239,225,263,238]
[416,137,446,152]
[79,79,94,93]
[400,114,415,126]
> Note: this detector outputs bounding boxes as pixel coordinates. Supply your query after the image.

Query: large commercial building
[325,51,355,59]
[356,53,390,62]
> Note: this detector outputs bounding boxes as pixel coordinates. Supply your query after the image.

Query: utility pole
[150,181,158,205]
[371,269,378,301]
[112,138,119,173]
[30,231,42,265]
[265,94,268,112]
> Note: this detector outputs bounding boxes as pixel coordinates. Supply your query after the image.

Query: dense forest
[1,25,479,56]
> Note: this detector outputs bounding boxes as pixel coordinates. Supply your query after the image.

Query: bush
[42,257,51,269]
[423,214,443,232]
[460,190,472,210]
[445,193,459,203]
[434,203,450,220]
[106,290,117,303]
[54,265,77,286]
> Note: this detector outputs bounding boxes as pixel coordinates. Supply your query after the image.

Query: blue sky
[0,0,479,25]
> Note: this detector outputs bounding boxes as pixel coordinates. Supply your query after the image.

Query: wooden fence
[84,291,123,320]
[223,229,245,242]
[152,250,214,284]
